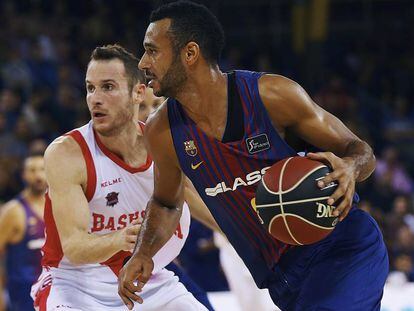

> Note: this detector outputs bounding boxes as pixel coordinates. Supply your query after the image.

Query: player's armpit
[44,136,130,264]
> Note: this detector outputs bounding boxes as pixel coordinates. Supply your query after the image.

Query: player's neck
[96,121,146,166]
[21,188,45,213]
[21,188,44,201]
[21,189,45,219]
[176,66,227,123]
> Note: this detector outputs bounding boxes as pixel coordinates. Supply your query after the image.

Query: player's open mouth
[93,112,107,118]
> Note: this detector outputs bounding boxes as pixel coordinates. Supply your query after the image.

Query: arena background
[0,0,413,310]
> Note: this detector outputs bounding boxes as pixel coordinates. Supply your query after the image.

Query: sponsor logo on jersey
[105,192,119,207]
[184,140,198,156]
[191,161,204,170]
[101,177,122,188]
[246,133,270,154]
[205,166,270,197]
[91,211,184,238]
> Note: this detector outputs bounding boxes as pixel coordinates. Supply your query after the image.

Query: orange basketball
[255,156,338,245]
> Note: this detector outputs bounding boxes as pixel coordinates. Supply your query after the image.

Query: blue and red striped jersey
[168,70,298,287]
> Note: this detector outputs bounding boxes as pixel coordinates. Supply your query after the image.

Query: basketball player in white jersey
[31,44,207,311]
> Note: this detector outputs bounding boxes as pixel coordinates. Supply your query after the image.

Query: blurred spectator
[374,147,413,201]
[0,46,32,95]
[383,96,414,143]
[314,75,357,122]
[0,88,22,131]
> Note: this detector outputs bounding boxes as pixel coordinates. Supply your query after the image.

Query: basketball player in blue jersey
[0,154,47,310]
[118,1,388,310]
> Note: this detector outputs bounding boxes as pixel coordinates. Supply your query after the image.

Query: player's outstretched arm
[118,105,183,309]
[259,75,375,221]
[44,136,140,264]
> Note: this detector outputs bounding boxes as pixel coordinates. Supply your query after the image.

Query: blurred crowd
[0,0,413,299]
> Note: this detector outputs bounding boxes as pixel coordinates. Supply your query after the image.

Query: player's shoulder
[144,99,173,146]
[44,134,86,183]
[257,74,315,128]
[0,198,26,226]
[258,74,305,103]
[45,135,83,164]
[144,99,178,161]
[145,98,170,133]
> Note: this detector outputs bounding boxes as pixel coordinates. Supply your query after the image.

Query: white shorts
[32,268,207,311]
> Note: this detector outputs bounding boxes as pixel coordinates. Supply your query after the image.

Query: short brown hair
[90,44,145,92]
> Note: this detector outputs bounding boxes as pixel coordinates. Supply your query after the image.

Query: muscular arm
[259,75,375,219]
[259,74,375,181]
[132,108,183,259]
[45,137,136,265]
[118,105,184,309]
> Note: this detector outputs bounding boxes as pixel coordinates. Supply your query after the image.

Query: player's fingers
[332,186,353,217]
[307,152,336,164]
[337,188,354,221]
[124,282,144,304]
[125,224,141,237]
[327,182,346,206]
[131,219,141,225]
[136,261,153,291]
[130,224,141,235]
[118,289,134,310]
[317,170,340,188]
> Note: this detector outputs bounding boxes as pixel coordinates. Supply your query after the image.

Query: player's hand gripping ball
[255,156,338,245]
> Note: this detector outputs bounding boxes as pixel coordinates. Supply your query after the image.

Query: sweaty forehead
[144,19,172,47]
[86,59,127,83]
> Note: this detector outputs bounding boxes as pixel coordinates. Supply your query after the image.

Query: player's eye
[86,85,95,93]
[103,83,114,91]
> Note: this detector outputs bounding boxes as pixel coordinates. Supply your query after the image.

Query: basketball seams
[256,196,331,208]
[278,158,303,245]
[262,163,327,196]
[268,213,335,230]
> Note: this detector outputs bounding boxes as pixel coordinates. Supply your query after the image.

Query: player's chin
[93,121,114,136]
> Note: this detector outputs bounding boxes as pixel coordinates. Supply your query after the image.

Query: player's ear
[183,42,200,66]
[133,83,146,104]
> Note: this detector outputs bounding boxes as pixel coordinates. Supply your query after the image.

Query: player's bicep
[292,100,360,155]
[44,139,90,251]
[260,75,360,156]
[144,107,184,208]
[152,159,183,207]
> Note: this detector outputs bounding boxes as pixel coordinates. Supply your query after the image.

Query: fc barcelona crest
[184,140,198,157]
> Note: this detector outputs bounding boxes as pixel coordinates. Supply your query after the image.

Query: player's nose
[87,91,104,106]
[138,54,150,71]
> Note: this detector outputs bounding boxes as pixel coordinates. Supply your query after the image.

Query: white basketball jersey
[41,121,190,284]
